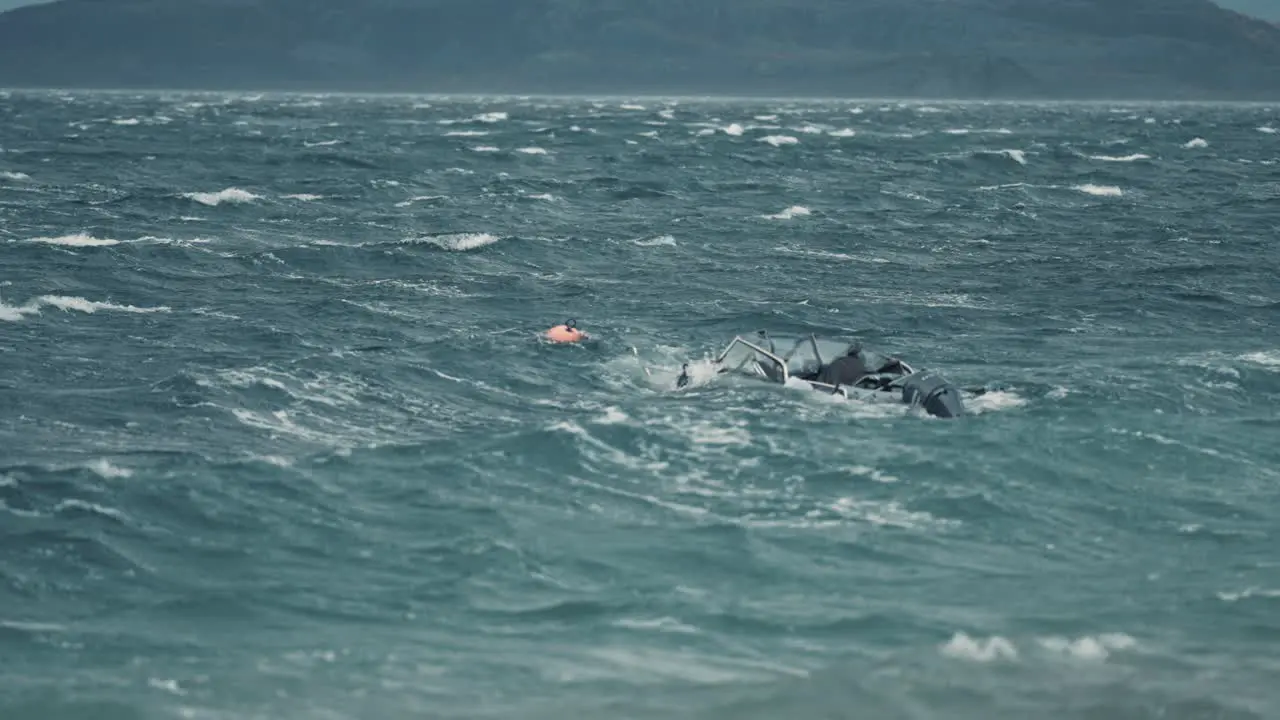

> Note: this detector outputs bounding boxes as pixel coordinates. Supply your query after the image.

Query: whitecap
[1036,634,1136,661]
[966,390,1028,413]
[1088,153,1150,162]
[3,292,170,319]
[997,149,1027,165]
[408,233,500,251]
[940,633,1018,662]
[1218,587,1280,602]
[25,233,120,247]
[516,147,548,155]
[1,171,30,181]
[1239,350,1280,368]
[760,135,799,147]
[55,499,129,522]
[37,295,171,315]
[612,617,699,634]
[182,188,260,206]
[86,459,133,479]
[1183,137,1208,149]
[1073,184,1124,197]
[762,206,810,220]
[634,234,676,247]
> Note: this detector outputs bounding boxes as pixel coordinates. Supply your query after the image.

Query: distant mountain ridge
[2,0,1280,99]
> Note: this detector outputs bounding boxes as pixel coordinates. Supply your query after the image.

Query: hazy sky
[0,0,1275,19]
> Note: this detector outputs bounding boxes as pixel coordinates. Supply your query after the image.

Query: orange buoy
[545,318,588,343]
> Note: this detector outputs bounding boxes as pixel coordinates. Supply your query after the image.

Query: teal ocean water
[2,91,1278,720]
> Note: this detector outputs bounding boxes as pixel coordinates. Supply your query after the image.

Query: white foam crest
[111,117,140,126]
[470,145,500,152]
[303,139,341,147]
[619,103,646,111]
[1183,137,1208,149]
[55,499,129,522]
[474,111,508,123]
[393,194,447,207]
[526,193,557,202]
[553,423,674,475]
[658,109,676,120]
[1218,587,1280,602]
[977,182,1032,192]
[843,465,900,484]
[250,454,294,468]
[86,459,133,479]
[828,128,856,138]
[25,233,120,247]
[1239,350,1280,368]
[760,135,799,147]
[37,295,171,315]
[593,407,631,426]
[966,390,1027,413]
[183,188,260,206]
[828,496,950,529]
[612,616,699,634]
[1074,184,1124,197]
[215,367,364,408]
[687,420,752,448]
[1,171,30,181]
[723,123,745,136]
[282,193,322,201]
[516,147,548,155]
[940,633,1018,662]
[230,408,339,445]
[3,294,169,319]
[1036,634,1137,661]
[997,149,1026,165]
[0,299,39,322]
[560,645,807,685]
[1088,153,1151,162]
[634,234,676,247]
[445,130,489,137]
[1259,127,1278,134]
[408,233,500,251]
[762,205,810,220]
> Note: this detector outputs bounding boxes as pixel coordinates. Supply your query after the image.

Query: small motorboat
[677,330,967,419]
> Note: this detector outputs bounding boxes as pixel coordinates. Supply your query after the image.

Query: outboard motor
[901,372,966,419]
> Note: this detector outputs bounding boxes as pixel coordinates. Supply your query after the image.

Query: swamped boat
[676,330,967,419]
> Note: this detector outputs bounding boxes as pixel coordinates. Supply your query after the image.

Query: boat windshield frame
[712,332,916,397]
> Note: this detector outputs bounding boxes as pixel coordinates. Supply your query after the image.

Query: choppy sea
[2,90,1279,720]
